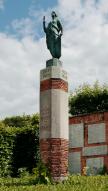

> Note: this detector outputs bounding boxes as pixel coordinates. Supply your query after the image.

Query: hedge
[0,122,15,177]
[0,114,39,177]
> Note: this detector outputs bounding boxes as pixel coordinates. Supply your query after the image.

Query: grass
[0,175,108,191]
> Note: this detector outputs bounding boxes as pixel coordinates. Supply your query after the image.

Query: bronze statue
[43,11,63,59]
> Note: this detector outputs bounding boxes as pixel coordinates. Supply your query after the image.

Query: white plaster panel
[88,123,106,144]
[69,152,81,174]
[69,123,84,148]
[86,157,104,175]
[40,90,51,139]
[51,89,68,139]
[40,66,68,82]
[83,145,108,156]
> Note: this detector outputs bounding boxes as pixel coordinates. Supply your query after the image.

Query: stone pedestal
[40,58,69,181]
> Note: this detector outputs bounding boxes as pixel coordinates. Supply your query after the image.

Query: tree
[69,82,108,115]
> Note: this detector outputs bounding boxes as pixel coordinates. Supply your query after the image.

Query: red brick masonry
[40,138,69,180]
[40,78,68,92]
[69,112,108,174]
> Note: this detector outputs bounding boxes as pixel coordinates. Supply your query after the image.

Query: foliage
[69,82,108,115]
[12,125,39,176]
[0,122,15,177]
[83,166,108,176]
[98,166,108,175]
[3,114,39,128]
[32,161,51,184]
[18,168,30,178]
[0,175,108,191]
[0,114,39,177]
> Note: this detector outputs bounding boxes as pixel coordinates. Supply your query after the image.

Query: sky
[0,0,108,118]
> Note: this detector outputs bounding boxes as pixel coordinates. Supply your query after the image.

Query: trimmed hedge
[12,126,39,176]
[3,114,39,128]
[0,114,39,177]
[0,122,15,177]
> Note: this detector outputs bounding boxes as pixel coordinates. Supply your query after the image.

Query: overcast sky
[0,0,108,118]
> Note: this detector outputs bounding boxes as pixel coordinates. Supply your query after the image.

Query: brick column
[40,58,69,181]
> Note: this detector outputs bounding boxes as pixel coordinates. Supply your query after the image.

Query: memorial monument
[40,11,69,181]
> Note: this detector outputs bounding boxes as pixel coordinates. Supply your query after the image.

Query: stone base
[52,176,68,183]
[46,58,62,67]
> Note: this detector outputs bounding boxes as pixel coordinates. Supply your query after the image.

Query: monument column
[40,58,69,181]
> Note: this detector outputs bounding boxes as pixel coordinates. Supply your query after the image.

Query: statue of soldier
[43,11,63,59]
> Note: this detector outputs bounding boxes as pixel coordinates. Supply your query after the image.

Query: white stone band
[40,66,68,82]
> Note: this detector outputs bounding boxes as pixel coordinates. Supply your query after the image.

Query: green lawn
[0,175,108,191]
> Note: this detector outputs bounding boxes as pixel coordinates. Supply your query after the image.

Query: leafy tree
[69,81,108,115]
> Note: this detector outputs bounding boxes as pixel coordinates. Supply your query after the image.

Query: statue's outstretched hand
[43,16,45,22]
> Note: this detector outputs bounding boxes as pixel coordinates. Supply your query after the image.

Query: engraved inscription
[40,68,51,80]
[88,123,106,144]
[40,106,50,129]
[40,67,68,81]
[86,157,104,175]
[83,145,108,156]
[69,152,81,174]
[69,123,84,148]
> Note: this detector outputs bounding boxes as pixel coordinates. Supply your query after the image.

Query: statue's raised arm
[43,16,47,33]
[43,11,63,59]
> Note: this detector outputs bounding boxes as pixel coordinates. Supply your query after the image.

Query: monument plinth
[40,58,69,181]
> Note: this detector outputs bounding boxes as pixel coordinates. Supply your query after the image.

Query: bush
[18,168,30,178]
[32,161,51,184]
